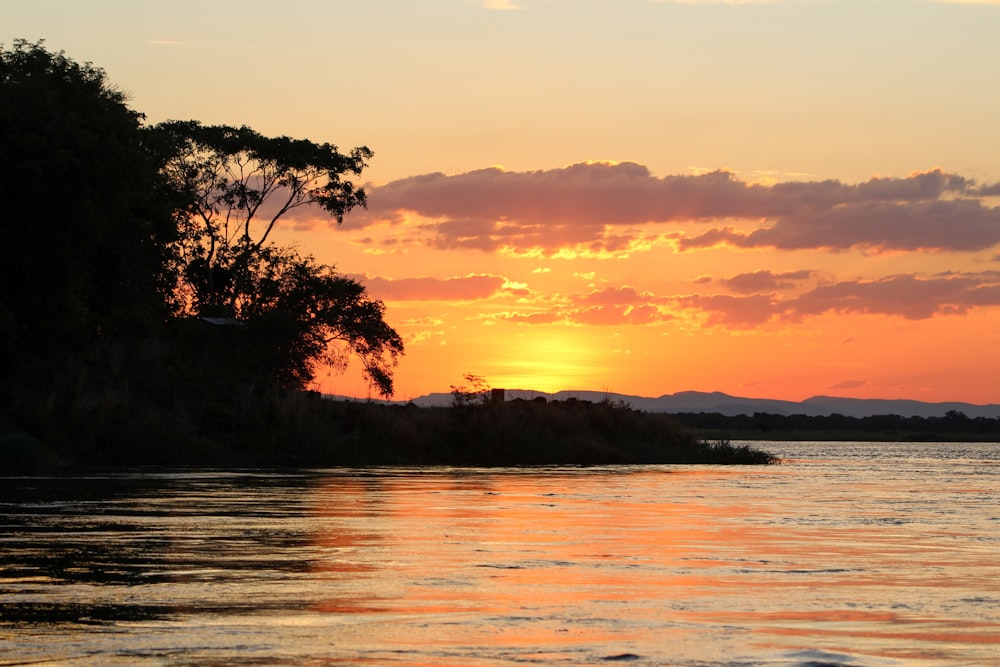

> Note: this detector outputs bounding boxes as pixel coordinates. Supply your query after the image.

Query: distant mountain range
[390,389,1000,419]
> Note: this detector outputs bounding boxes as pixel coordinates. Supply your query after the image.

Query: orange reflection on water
[304,466,1000,664]
[745,610,1000,661]
[304,469,781,660]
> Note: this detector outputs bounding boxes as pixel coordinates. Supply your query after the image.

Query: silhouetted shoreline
[12,387,1000,471]
[2,394,778,469]
[671,410,1000,442]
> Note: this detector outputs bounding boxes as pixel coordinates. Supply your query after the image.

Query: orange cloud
[358,274,507,301]
[344,164,999,255]
[713,270,813,294]
[675,293,778,327]
[484,270,1000,330]
[783,272,1000,320]
[492,311,564,325]
[570,304,664,326]
[572,286,655,306]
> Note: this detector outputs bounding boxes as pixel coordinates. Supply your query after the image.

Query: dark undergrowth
[674,410,1000,442]
[1,387,778,469]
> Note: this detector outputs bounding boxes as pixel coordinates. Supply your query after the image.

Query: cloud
[492,311,563,325]
[681,198,1000,252]
[675,293,778,327]
[488,286,672,327]
[570,304,663,326]
[716,270,813,294]
[406,330,446,346]
[361,163,754,227]
[673,271,1000,326]
[347,163,998,255]
[686,270,1000,324]
[976,181,1000,196]
[783,271,1000,320]
[572,286,655,307]
[360,274,507,301]
[566,286,670,325]
[565,287,668,325]
[458,269,1000,331]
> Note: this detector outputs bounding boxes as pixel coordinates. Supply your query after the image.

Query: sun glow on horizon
[475,329,606,394]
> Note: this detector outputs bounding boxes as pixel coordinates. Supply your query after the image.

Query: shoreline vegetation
[1,391,779,470]
[671,410,1000,443]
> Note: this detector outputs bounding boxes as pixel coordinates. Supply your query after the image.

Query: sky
[5,0,1000,404]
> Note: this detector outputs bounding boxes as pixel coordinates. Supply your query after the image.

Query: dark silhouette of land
[670,410,1000,442]
[1,392,778,469]
[405,389,1000,419]
[0,42,775,470]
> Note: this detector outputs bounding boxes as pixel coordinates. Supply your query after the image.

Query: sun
[486,328,604,392]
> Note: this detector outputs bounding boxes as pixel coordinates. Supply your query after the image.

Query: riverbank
[1,393,777,469]
[671,410,1000,442]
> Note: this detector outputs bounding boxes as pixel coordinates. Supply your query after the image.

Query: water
[1,442,998,666]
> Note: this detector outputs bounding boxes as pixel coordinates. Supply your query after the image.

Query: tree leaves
[149,120,401,397]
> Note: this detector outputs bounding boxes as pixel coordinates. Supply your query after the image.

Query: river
[1,441,997,666]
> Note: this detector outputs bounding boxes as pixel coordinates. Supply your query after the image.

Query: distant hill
[391,389,1000,419]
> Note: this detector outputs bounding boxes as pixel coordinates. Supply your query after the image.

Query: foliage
[7,391,777,468]
[0,40,175,367]
[673,410,1000,442]
[192,248,403,395]
[289,396,778,466]
[145,120,402,396]
[146,120,371,316]
[0,40,406,465]
[0,40,182,467]
[450,373,492,407]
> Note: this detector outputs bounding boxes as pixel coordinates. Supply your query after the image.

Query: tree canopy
[1,40,402,402]
[146,120,401,396]
[0,40,175,366]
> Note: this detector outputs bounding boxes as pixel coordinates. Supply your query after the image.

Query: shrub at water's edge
[4,391,777,468]
[344,398,780,466]
[279,396,779,465]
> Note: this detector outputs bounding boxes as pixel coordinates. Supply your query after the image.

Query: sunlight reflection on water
[1,442,998,666]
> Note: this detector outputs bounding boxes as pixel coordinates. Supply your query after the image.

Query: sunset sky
[6,0,1000,403]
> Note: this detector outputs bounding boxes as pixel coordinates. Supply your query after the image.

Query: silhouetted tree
[234,246,402,394]
[450,374,491,406]
[146,120,402,396]
[0,40,175,367]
